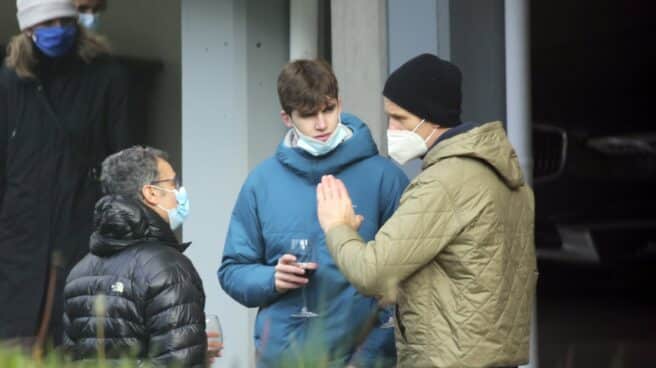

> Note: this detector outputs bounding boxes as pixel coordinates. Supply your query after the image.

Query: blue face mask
[295,122,350,156]
[155,186,190,230]
[78,13,101,31]
[32,24,77,58]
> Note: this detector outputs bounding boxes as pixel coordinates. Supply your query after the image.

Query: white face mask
[386,119,437,165]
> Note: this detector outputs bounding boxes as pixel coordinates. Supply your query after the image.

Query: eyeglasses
[150,176,181,189]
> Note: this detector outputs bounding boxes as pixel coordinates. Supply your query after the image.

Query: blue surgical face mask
[32,24,77,58]
[295,118,350,156]
[155,186,190,230]
[78,12,101,31]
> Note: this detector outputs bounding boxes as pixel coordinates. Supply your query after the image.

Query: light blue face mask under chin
[156,187,190,230]
[78,12,101,31]
[295,123,350,156]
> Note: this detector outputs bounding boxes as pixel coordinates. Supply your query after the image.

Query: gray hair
[100,146,169,200]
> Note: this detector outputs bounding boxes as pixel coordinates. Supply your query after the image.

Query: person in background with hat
[0,0,132,347]
[316,53,538,367]
[73,0,106,31]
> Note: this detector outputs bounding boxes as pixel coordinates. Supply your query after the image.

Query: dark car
[533,124,656,263]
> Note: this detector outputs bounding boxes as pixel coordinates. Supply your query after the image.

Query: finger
[328,176,339,200]
[321,175,333,200]
[336,179,352,205]
[318,182,328,202]
[208,341,223,348]
[278,254,297,264]
[206,331,220,338]
[303,262,319,271]
[277,272,309,285]
[276,280,305,290]
[275,264,306,275]
[317,182,328,201]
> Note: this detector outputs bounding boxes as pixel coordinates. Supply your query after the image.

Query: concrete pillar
[331,0,388,150]
[505,1,537,368]
[387,0,450,177]
[505,0,533,180]
[182,1,250,366]
[290,0,319,59]
[450,0,507,124]
[182,1,289,367]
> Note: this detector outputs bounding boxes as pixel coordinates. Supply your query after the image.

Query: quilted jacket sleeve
[144,252,207,368]
[218,182,280,308]
[351,164,408,365]
[325,178,463,298]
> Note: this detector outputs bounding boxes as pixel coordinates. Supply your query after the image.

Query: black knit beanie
[383,53,462,127]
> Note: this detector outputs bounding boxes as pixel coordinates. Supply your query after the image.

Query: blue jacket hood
[275,113,379,184]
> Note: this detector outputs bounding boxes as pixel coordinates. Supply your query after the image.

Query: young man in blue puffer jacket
[218,59,408,367]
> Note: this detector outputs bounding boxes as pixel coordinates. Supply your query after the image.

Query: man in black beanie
[316,53,537,368]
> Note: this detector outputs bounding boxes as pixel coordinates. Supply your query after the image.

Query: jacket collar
[275,113,378,184]
[89,195,188,257]
[423,121,526,189]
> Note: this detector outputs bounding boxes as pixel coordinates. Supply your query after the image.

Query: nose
[315,113,327,130]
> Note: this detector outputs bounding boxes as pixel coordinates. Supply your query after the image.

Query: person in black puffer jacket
[63,146,208,367]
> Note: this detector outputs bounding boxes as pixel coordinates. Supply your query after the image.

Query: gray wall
[387,0,451,177]
[0,5,18,46]
[388,0,439,70]
[182,0,289,366]
[102,1,182,169]
[331,0,388,150]
[450,0,506,124]
[387,0,507,126]
[246,0,290,169]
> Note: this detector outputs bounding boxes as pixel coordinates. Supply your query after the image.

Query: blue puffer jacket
[218,113,408,367]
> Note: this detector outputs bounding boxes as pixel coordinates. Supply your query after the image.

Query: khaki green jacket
[326,121,537,367]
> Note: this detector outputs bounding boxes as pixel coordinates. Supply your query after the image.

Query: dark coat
[64,195,207,368]
[0,48,132,341]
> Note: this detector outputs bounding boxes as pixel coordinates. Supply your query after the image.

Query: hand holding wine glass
[274,254,313,293]
[206,314,223,365]
[289,238,319,318]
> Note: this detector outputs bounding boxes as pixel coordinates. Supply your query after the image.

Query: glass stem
[301,285,309,312]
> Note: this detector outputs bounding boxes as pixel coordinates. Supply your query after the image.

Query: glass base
[291,307,319,318]
[380,316,395,329]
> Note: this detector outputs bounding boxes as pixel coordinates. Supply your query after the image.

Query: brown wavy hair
[277,59,339,116]
[4,26,111,79]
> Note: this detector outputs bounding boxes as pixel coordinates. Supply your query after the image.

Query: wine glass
[289,238,319,318]
[206,313,223,360]
[380,306,395,329]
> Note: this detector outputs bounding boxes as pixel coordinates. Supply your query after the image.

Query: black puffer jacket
[63,195,207,367]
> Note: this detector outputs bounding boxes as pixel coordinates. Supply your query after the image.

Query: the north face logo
[111,281,124,294]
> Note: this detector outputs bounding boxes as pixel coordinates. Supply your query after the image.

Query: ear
[141,185,159,206]
[280,110,293,128]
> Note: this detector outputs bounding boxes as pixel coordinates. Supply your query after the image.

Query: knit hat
[383,53,462,127]
[16,0,78,31]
